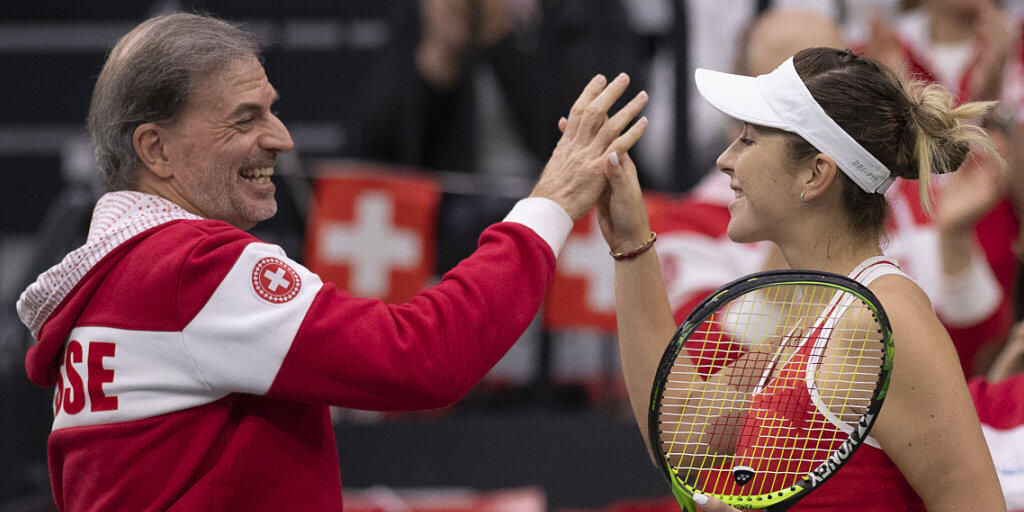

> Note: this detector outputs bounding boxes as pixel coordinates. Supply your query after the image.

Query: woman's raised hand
[597,150,652,255]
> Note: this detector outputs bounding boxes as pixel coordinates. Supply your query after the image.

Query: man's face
[165,56,293,230]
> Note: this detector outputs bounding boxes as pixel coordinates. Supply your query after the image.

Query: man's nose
[261,113,295,153]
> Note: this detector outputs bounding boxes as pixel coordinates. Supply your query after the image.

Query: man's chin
[226,202,278,231]
[248,205,278,230]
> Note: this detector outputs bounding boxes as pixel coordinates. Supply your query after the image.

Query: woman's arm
[868,277,1006,511]
[599,152,759,455]
[598,151,686,450]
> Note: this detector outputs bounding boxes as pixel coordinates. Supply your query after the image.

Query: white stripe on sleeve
[933,250,1002,327]
[182,242,324,394]
[52,327,225,431]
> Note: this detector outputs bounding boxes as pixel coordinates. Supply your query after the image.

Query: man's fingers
[600,90,648,144]
[579,72,631,135]
[610,116,649,156]
[565,74,608,137]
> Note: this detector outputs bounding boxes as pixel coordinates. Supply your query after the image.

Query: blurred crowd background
[4,0,1024,510]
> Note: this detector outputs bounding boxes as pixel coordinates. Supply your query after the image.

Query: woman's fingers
[601,149,651,252]
[694,494,741,512]
[616,151,640,182]
[565,74,608,138]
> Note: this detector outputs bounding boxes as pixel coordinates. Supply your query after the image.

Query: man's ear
[133,123,173,179]
[800,153,839,202]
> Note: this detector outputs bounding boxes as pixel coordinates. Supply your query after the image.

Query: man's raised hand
[530,73,648,221]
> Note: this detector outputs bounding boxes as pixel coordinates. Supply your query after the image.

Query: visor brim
[694,68,789,131]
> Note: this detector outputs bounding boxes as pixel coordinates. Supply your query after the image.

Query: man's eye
[739,137,754,145]
[237,117,255,125]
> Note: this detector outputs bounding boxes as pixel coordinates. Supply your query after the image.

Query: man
[16,13,647,511]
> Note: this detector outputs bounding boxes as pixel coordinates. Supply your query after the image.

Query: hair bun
[903,80,1001,179]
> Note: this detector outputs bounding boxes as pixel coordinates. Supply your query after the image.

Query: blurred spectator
[970,320,1024,511]
[861,0,1022,375]
[350,0,643,177]
[346,0,645,277]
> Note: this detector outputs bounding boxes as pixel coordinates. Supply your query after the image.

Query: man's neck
[134,175,208,220]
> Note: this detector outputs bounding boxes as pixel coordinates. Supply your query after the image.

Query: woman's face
[716,124,802,243]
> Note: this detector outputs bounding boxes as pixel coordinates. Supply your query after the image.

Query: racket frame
[647,270,894,512]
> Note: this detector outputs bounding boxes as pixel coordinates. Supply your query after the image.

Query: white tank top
[849,255,909,285]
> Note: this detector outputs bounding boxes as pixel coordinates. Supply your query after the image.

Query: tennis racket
[648,270,894,511]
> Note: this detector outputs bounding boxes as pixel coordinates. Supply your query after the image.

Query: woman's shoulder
[864,273,939,330]
[864,272,937,307]
[863,274,962,365]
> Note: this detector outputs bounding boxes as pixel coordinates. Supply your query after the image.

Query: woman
[597,48,1007,510]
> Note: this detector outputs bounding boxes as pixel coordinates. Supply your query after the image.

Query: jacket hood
[17,191,201,385]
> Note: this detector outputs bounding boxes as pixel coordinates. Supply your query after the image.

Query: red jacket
[17,191,568,511]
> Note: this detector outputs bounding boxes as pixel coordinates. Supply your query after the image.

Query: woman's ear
[800,153,839,202]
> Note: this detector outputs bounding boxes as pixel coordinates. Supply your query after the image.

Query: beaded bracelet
[610,231,657,260]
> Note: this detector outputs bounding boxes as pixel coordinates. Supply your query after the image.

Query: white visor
[695,57,894,194]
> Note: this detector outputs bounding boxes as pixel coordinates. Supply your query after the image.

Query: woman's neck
[774,215,884,277]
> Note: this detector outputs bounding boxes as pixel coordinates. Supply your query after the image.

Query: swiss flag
[306,162,440,304]
[544,210,616,331]
[542,181,767,333]
[543,194,680,332]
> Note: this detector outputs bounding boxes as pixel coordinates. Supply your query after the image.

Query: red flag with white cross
[543,195,681,332]
[543,210,617,332]
[306,162,440,304]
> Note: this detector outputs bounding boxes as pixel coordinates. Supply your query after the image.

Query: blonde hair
[906,82,1004,215]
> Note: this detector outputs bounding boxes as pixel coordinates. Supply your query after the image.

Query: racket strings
[657,283,886,498]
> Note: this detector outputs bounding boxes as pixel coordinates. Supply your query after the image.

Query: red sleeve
[266,221,556,410]
[969,374,1024,429]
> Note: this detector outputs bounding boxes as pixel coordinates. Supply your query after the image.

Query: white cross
[318,191,421,298]
[263,267,291,292]
[559,216,615,311]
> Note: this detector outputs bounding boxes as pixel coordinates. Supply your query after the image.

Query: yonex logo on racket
[808,410,876,488]
[732,465,755,486]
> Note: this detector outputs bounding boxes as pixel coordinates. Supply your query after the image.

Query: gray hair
[88,13,260,191]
